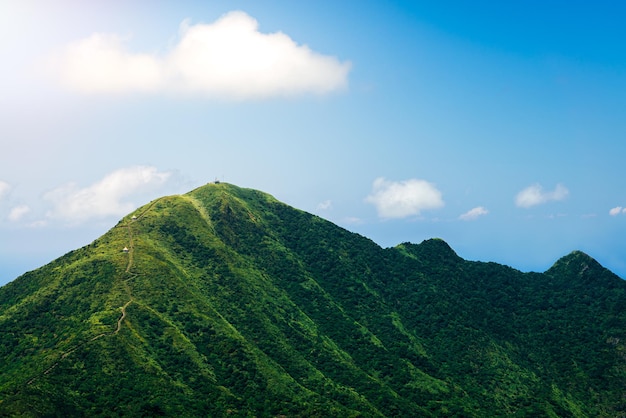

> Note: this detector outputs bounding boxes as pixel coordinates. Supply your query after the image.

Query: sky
[2,0,626,285]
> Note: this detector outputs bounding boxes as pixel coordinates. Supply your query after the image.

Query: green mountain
[1,182,625,417]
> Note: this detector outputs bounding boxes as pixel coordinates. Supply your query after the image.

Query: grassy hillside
[1,182,625,417]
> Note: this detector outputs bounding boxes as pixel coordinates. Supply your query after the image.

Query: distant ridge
[1,182,625,416]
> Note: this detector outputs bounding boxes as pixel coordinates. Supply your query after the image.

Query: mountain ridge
[1,182,625,417]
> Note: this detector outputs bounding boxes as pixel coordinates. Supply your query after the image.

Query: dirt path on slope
[26,200,164,386]
[114,299,133,334]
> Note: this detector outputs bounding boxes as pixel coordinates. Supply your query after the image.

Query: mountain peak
[395,238,461,263]
[545,250,618,284]
[187,181,280,207]
[548,250,597,271]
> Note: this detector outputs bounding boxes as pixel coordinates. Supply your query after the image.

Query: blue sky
[2,1,626,285]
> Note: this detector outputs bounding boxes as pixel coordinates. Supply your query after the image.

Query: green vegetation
[1,182,625,417]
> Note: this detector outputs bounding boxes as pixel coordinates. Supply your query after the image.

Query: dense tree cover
[1,182,625,417]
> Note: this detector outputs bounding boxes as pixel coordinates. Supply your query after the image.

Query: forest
[1,182,625,417]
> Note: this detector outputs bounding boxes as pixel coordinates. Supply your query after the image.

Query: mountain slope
[1,182,625,417]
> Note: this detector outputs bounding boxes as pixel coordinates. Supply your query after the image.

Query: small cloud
[8,205,30,222]
[44,166,172,222]
[546,213,568,219]
[0,181,10,200]
[459,206,489,221]
[27,220,48,228]
[515,183,569,208]
[342,216,362,225]
[317,200,332,210]
[55,11,351,100]
[366,177,444,219]
[609,206,626,216]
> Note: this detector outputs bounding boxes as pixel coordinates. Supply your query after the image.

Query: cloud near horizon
[609,206,626,216]
[8,205,31,222]
[56,11,351,99]
[459,206,489,221]
[317,200,332,211]
[515,183,569,208]
[0,181,10,200]
[366,177,444,219]
[44,166,172,222]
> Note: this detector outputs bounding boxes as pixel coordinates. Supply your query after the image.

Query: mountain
[1,182,625,417]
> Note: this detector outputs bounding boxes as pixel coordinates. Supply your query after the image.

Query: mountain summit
[1,182,625,416]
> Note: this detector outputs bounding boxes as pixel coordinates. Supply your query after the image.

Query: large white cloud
[515,183,569,208]
[44,166,172,222]
[609,206,626,216]
[57,11,351,99]
[459,206,489,221]
[366,177,444,219]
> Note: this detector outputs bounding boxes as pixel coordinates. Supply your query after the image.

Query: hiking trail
[26,199,163,386]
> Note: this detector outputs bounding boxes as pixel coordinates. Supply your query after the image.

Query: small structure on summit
[122,247,129,253]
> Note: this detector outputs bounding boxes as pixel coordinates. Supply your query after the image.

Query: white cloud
[0,181,10,200]
[317,200,332,210]
[366,177,444,219]
[27,220,48,228]
[342,216,363,225]
[459,206,489,221]
[57,11,351,99]
[515,183,569,208]
[8,204,31,222]
[44,166,172,222]
[609,206,626,216]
